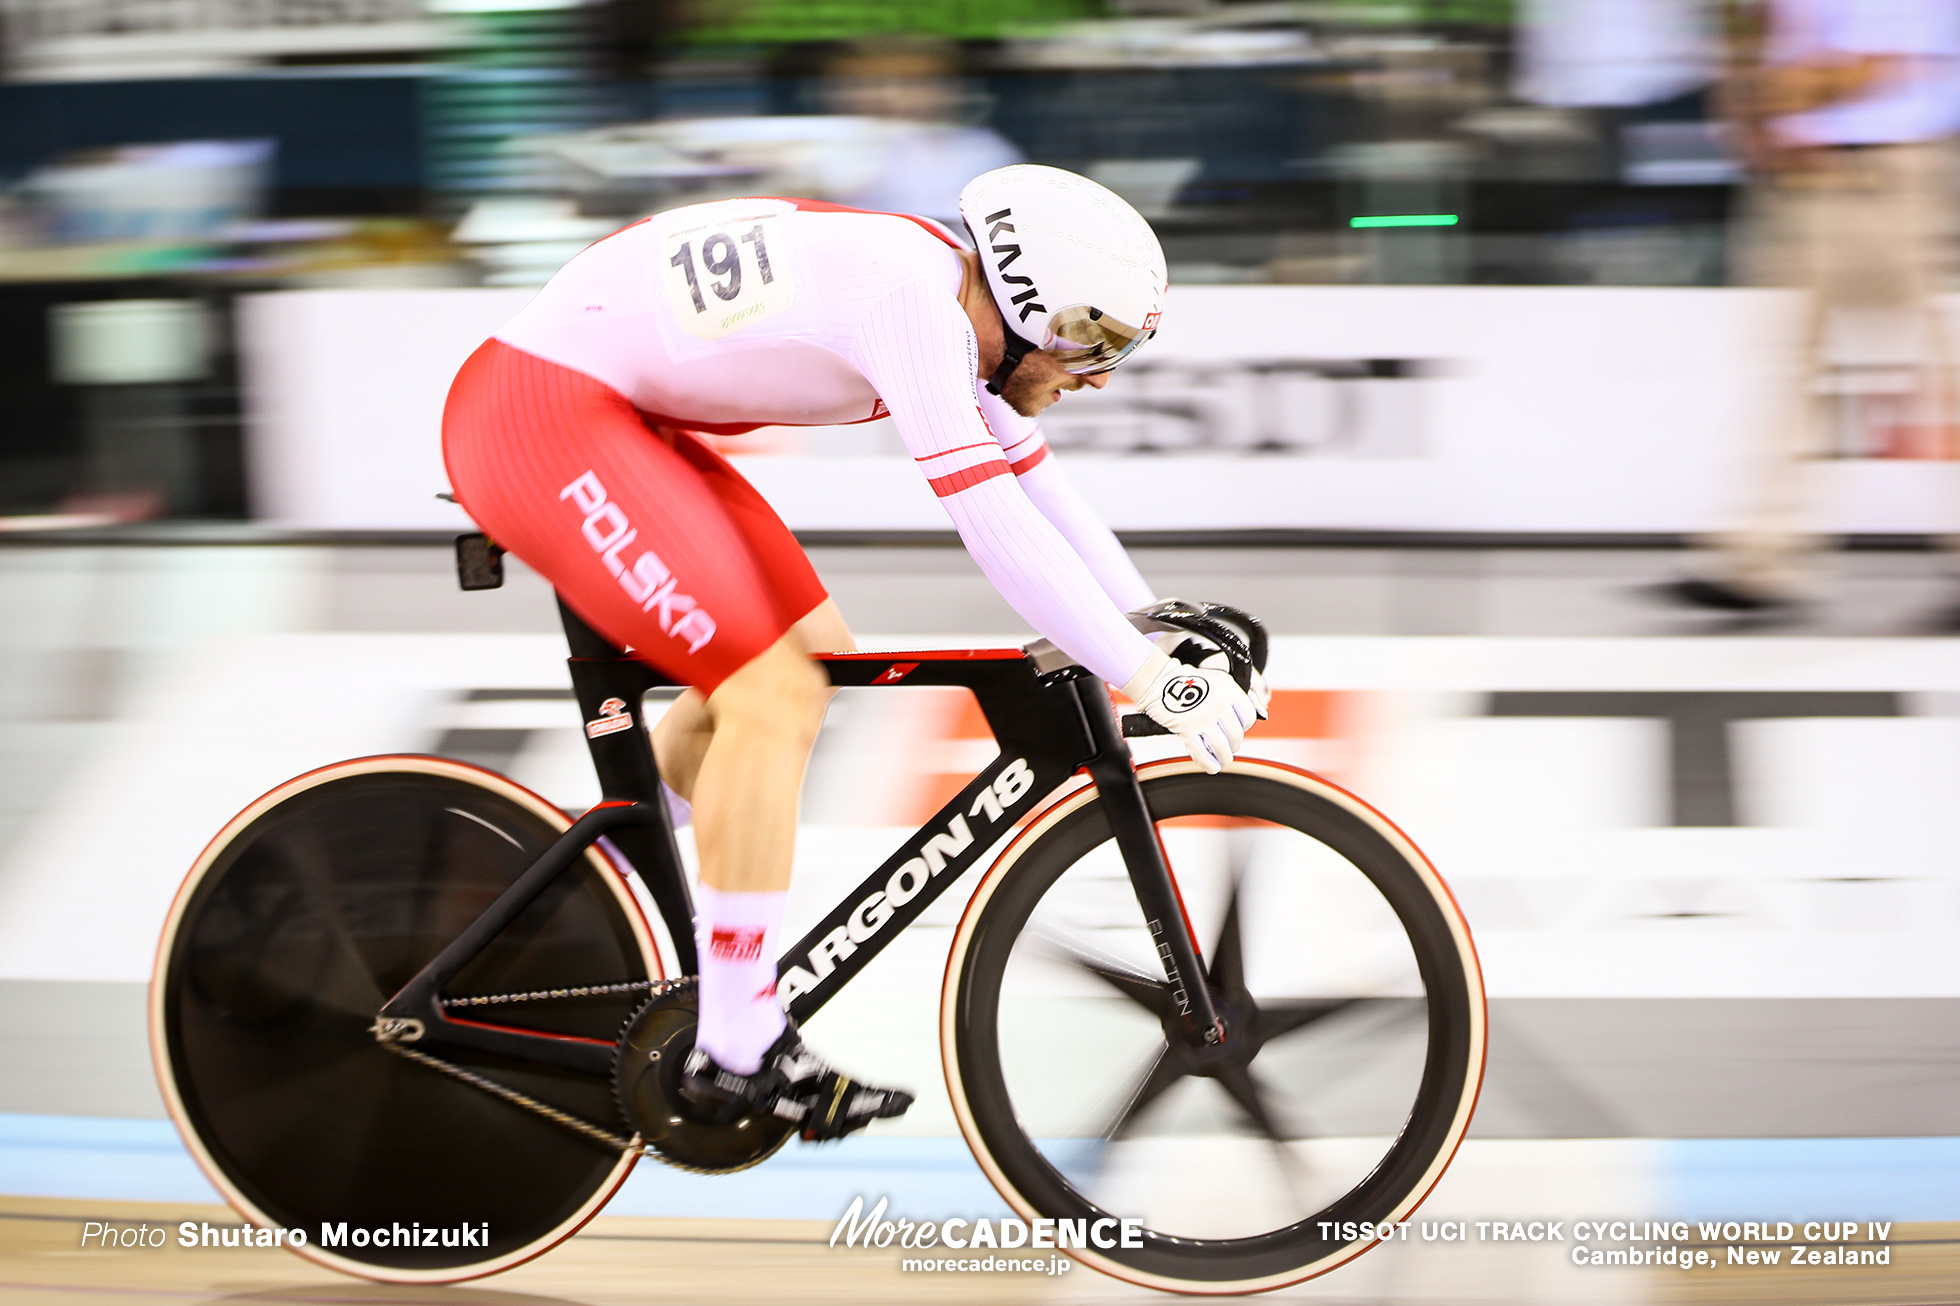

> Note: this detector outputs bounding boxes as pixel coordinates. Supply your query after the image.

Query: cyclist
[441,164,1260,1143]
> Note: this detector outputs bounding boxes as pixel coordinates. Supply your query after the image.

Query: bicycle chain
[440,979,669,1009]
[379,1041,638,1153]
[380,977,729,1168]
[386,981,787,1178]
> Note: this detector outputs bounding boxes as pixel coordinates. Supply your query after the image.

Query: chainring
[614,980,794,1173]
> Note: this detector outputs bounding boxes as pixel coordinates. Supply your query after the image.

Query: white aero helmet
[958,164,1167,386]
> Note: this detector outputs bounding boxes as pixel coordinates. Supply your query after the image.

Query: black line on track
[1,524,1954,552]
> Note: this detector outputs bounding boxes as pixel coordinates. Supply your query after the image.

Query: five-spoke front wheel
[942,758,1485,1294]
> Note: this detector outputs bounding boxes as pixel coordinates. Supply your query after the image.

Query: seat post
[557,595,625,660]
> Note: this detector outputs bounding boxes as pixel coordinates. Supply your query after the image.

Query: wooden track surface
[1664,1223,1960,1306]
[6,1197,1959,1304]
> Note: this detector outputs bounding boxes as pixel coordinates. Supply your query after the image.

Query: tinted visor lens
[1046,305,1152,375]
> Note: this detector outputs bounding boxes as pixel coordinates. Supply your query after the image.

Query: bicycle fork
[1077,682,1226,1049]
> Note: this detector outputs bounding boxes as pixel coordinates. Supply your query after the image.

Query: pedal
[614,981,793,1173]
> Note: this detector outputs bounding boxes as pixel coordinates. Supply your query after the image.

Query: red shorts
[441,339,827,694]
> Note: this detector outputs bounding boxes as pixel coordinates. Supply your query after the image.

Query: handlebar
[1119,600,1268,739]
[1126,599,1266,688]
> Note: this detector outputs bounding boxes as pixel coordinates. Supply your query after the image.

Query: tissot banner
[240,285,1960,535]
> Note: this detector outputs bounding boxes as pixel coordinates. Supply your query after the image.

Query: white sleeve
[851,278,1160,688]
[976,389,1156,613]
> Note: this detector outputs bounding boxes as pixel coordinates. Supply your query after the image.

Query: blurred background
[4,1,1960,1302]
[0,0,1753,523]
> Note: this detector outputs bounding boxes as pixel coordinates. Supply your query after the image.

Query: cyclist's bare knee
[792,598,856,655]
[706,634,829,743]
[668,621,837,796]
[651,688,710,797]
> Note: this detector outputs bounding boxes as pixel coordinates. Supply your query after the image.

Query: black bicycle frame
[376,601,1224,1074]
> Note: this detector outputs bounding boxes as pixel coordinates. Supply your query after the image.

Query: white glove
[1150,631,1270,721]
[1123,649,1257,774]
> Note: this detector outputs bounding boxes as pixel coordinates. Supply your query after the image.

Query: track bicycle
[150,540,1485,1295]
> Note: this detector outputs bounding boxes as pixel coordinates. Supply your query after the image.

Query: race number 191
[661,209,796,341]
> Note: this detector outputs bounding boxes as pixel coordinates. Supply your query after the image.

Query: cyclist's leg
[681,635,824,1072]
[690,634,828,894]
[613,427,847,1073]
[605,431,904,1132]
[675,445,858,863]
[679,650,916,1137]
[652,598,854,807]
[647,427,856,802]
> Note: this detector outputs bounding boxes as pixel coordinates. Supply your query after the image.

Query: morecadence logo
[829,1196,1142,1260]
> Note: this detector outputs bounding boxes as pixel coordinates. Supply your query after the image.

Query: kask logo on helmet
[981,207,1046,324]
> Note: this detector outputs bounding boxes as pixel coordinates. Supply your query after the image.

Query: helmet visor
[1044,305,1154,375]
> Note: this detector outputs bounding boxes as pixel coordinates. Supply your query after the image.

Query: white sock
[694,884,788,1075]
[662,781,692,829]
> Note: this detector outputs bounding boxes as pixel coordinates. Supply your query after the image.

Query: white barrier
[239,284,1960,535]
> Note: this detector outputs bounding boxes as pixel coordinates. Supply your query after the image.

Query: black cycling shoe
[680,1022,914,1142]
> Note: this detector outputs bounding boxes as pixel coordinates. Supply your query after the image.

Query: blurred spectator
[1663,0,1960,621]
[1513,0,1732,198]
[24,141,273,245]
[1515,0,1724,151]
[819,38,1021,228]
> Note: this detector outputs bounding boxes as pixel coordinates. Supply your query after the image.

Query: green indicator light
[1349,214,1461,229]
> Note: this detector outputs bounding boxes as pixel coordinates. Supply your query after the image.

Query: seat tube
[1078,683,1225,1047]
[557,595,698,974]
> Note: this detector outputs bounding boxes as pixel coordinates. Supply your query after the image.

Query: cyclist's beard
[997,362,1070,418]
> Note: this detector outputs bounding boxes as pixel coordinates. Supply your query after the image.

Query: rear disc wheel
[152,756,663,1282]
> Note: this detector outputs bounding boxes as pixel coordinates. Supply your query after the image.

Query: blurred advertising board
[2,0,448,80]
[240,284,1960,537]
